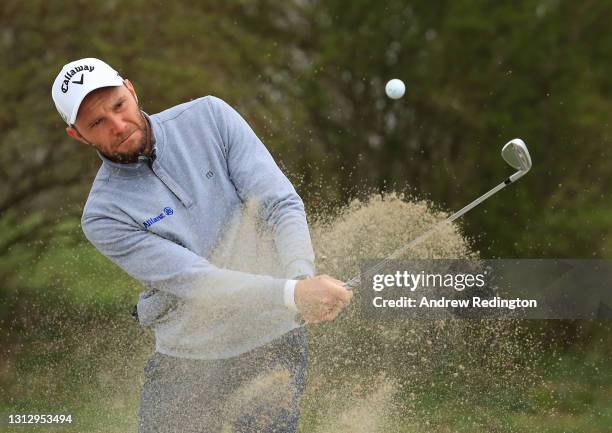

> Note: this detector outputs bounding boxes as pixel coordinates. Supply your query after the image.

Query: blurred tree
[288,0,612,258]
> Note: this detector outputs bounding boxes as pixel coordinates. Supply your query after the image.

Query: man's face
[66,79,147,162]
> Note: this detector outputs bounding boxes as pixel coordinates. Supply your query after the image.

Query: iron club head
[344,138,533,289]
[502,138,532,173]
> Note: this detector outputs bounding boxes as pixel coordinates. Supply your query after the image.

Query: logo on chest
[143,207,174,229]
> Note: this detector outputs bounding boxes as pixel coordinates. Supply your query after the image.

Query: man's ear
[66,126,90,145]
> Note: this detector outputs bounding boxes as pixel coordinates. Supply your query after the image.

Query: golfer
[52,58,352,432]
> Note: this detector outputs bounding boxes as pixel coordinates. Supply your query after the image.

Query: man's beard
[110,130,146,162]
[104,117,148,163]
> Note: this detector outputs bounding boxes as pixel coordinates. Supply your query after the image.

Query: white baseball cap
[52,57,124,125]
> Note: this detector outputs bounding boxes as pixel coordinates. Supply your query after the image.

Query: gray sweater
[81,96,315,359]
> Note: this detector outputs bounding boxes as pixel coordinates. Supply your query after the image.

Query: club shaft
[448,179,509,223]
[344,173,520,288]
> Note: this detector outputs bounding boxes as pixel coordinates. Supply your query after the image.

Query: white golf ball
[385,79,405,99]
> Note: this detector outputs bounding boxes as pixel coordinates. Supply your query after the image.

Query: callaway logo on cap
[51,57,124,125]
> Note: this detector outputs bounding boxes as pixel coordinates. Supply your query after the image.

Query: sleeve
[207,96,316,278]
[81,213,288,311]
[283,279,299,312]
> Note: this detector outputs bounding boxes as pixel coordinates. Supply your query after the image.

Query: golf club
[344,138,532,288]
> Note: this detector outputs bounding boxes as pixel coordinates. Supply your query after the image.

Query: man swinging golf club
[52,57,352,432]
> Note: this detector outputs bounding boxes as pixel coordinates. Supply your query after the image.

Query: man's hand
[294,275,353,323]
